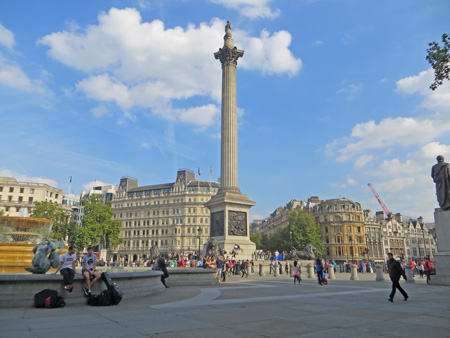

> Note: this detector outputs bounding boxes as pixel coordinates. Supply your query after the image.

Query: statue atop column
[432,155,450,210]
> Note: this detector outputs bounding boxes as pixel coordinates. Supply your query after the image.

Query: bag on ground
[34,289,65,308]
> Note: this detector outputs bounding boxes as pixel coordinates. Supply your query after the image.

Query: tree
[0,209,5,217]
[78,195,122,251]
[250,232,263,249]
[30,201,71,241]
[287,209,324,257]
[426,33,450,90]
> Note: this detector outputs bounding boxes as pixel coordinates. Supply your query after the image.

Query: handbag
[430,268,436,275]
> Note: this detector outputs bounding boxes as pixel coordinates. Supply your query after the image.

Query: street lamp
[365,233,370,263]
[349,237,354,263]
[289,231,292,251]
[197,227,203,260]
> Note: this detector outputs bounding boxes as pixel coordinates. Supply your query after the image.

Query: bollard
[259,263,265,276]
[404,265,415,283]
[307,263,314,278]
[375,264,385,281]
[274,264,279,277]
[350,264,359,280]
[289,264,293,277]
[328,265,336,280]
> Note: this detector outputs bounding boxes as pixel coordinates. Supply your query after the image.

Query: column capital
[214,46,244,66]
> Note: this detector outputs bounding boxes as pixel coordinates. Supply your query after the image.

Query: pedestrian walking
[293,260,301,285]
[387,253,408,302]
[316,258,324,285]
[424,257,434,285]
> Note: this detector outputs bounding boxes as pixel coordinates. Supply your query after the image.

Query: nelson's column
[205,21,256,259]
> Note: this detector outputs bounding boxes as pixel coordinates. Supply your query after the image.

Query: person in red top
[424,257,434,285]
[410,260,415,277]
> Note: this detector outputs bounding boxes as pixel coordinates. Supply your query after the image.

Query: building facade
[0,177,63,217]
[310,198,366,262]
[258,197,321,236]
[109,169,219,263]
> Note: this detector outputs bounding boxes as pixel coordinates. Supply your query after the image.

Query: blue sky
[0,0,449,222]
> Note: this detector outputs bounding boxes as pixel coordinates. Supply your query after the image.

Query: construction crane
[367,183,392,216]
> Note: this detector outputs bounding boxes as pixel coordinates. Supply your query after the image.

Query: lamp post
[197,226,203,260]
[289,231,292,251]
[365,233,370,263]
[349,237,354,263]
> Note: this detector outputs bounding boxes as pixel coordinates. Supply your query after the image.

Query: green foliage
[0,209,5,217]
[288,209,325,257]
[78,195,122,250]
[250,232,263,249]
[426,33,450,91]
[31,201,71,241]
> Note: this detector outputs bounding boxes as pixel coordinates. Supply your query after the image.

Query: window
[325,226,328,233]
[29,188,34,194]
[20,188,24,193]
[9,187,14,193]
[18,196,23,202]
[0,187,3,192]
[8,196,12,201]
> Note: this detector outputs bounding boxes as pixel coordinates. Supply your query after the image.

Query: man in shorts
[54,246,76,292]
[82,246,101,296]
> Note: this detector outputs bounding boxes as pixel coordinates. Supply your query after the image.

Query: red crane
[368,183,392,216]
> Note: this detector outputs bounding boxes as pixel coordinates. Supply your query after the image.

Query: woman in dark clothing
[316,258,324,285]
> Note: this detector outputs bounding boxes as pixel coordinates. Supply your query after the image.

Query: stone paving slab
[0,273,448,338]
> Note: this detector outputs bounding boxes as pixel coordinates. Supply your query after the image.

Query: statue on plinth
[432,155,450,210]
[288,244,317,260]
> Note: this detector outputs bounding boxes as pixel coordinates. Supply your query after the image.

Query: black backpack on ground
[34,289,65,308]
[87,290,112,306]
[101,272,123,305]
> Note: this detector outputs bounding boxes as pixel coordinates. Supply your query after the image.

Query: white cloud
[354,154,373,168]
[312,40,323,46]
[211,0,280,19]
[82,180,113,191]
[236,29,302,76]
[347,178,357,185]
[336,82,363,100]
[0,169,58,187]
[38,8,301,127]
[0,23,15,50]
[397,69,450,114]
[90,104,110,118]
[0,53,50,95]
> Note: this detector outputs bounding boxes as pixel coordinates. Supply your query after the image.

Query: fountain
[0,216,61,273]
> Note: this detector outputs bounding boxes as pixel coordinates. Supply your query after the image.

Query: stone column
[375,264,385,281]
[307,263,314,278]
[404,265,415,283]
[274,264,279,277]
[350,264,359,280]
[259,263,265,276]
[205,21,255,260]
[328,266,336,280]
[289,264,293,277]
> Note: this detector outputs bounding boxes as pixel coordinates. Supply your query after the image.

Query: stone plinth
[431,208,450,285]
[328,266,336,280]
[350,264,359,280]
[404,265,415,283]
[307,263,314,278]
[375,264,385,281]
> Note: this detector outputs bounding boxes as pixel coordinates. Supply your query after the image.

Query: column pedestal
[205,189,255,261]
[431,208,450,285]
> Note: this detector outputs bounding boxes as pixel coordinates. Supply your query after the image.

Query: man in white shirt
[54,246,77,292]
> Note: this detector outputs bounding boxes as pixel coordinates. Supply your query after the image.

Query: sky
[0,0,449,223]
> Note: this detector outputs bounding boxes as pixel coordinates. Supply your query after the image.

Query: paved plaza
[1,272,449,338]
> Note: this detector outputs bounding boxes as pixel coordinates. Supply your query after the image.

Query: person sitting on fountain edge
[54,245,76,292]
[82,246,101,296]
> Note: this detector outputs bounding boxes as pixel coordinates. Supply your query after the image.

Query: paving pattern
[1,272,449,338]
